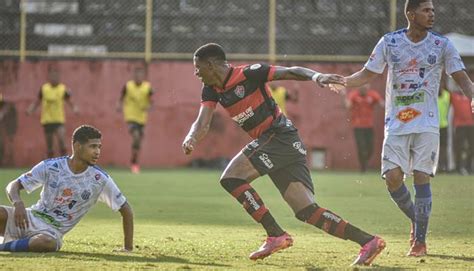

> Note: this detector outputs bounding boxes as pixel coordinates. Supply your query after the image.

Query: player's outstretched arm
[118,202,134,251]
[451,70,474,112]
[345,68,379,88]
[272,66,345,88]
[182,105,215,155]
[5,180,29,230]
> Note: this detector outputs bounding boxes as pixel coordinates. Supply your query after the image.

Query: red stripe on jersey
[201,101,217,108]
[225,68,246,90]
[248,116,274,139]
[307,207,327,225]
[267,66,276,81]
[226,89,265,117]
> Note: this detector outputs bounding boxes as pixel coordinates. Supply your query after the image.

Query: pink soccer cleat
[249,232,293,260]
[351,236,386,266]
[407,241,427,257]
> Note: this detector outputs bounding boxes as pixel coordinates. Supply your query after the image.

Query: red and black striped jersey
[201,63,282,139]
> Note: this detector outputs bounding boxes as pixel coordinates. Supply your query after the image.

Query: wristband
[311,72,322,82]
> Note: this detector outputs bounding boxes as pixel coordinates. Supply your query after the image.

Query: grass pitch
[0,168,473,270]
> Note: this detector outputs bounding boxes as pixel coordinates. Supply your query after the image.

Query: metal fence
[1,0,473,62]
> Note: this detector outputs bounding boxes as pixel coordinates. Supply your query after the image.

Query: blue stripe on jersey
[92,165,109,178]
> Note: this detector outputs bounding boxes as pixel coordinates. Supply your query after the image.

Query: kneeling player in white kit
[0,125,134,252]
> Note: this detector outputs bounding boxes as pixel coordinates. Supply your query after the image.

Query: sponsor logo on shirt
[258,153,274,169]
[62,188,73,197]
[396,108,421,123]
[232,107,254,126]
[395,92,425,106]
[398,58,419,75]
[234,85,245,98]
[419,67,425,78]
[293,142,307,155]
[94,174,101,181]
[249,140,259,149]
[393,82,428,91]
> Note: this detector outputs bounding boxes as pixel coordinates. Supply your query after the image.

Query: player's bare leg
[219,152,291,260]
[0,207,7,237]
[283,182,385,266]
[130,129,142,173]
[45,131,54,158]
[56,125,67,156]
[28,234,59,252]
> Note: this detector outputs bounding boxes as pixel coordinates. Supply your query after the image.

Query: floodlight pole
[19,0,27,62]
[390,0,398,31]
[145,0,153,63]
[268,0,277,64]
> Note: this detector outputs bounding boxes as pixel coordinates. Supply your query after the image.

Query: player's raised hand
[13,201,29,230]
[182,136,196,155]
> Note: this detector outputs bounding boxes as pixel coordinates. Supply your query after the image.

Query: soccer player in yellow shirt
[117,67,154,174]
[27,69,79,158]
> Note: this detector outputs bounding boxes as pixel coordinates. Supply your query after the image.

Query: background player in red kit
[182,43,385,266]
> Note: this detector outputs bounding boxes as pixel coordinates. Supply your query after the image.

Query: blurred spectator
[450,90,474,175]
[269,84,297,116]
[0,94,17,166]
[437,87,450,172]
[116,67,154,174]
[344,86,384,172]
[26,69,79,158]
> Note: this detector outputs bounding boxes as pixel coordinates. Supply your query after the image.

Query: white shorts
[381,132,439,178]
[1,206,63,250]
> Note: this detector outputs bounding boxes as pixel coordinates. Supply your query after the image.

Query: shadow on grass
[0,251,230,267]
[428,253,474,262]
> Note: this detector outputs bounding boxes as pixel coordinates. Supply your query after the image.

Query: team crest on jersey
[234,85,245,98]
[81,190,91,201]
[250,64,261,70]
[396,108,421,123]
[427,54,437,65]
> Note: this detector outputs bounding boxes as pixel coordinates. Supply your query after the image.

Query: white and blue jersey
[18,157,127,235]
[365,29,465,136]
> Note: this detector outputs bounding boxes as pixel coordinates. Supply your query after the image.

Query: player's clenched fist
[182,136,196,155]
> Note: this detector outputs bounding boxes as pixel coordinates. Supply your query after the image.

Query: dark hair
[73,125,102,144]
[405,0,430,14]
[194,43,226,61]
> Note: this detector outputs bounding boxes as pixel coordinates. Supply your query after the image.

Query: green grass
[0,168,473,270]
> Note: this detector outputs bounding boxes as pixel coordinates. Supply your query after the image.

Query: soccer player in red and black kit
[182,43,385,266]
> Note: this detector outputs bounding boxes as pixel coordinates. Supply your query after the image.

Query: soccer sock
[414,183,432,243]
[389,183,416,222]
[0,238,31,252]
[220,178,285,237]
[296,203,374,246]
[131,149,138,164]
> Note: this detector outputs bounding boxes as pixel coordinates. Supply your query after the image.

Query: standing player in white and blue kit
[334,0,474,257]
[0,125,134,252]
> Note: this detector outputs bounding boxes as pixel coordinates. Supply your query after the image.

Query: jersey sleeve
[364,37,387,74]
[243,63,275,82]
[201,85,218,108]
[444,39,466,75]
[19,161,47,193]
[98,177,127,212]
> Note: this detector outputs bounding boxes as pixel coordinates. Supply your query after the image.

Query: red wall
[0,60,387,169]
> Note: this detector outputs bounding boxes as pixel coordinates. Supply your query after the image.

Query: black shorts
[43,123,63,134]
[127,122,144,136]
[243,116,314,195]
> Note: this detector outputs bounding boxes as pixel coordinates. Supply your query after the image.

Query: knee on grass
[30,234,60,252]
